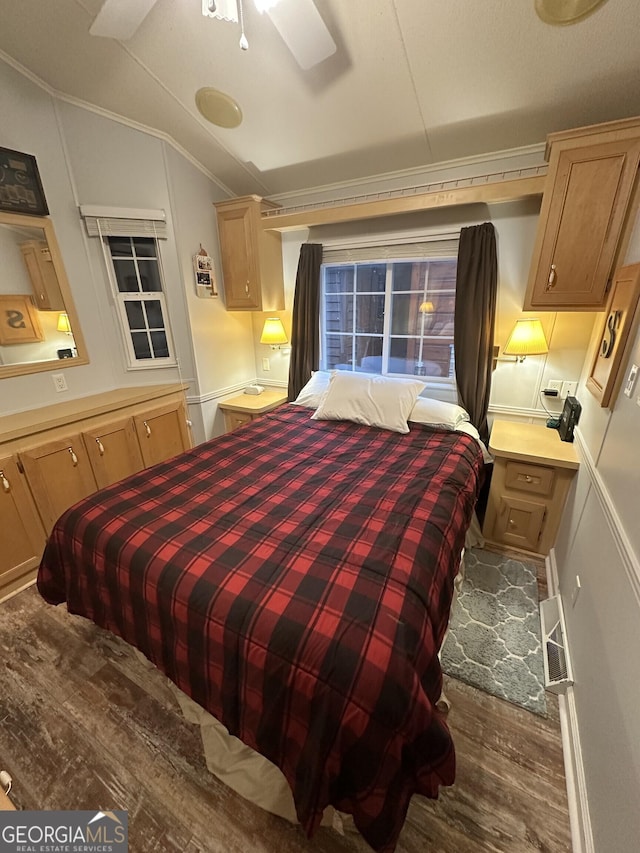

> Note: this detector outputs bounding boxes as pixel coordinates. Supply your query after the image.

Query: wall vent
[539,594,574,694]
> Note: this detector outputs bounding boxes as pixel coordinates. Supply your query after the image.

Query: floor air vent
[539,594,574,694]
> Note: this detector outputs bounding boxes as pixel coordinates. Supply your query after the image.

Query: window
[320,242,457,383]
[105,236,176,368]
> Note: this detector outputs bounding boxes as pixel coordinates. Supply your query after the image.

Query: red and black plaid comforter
[38,405,484,852]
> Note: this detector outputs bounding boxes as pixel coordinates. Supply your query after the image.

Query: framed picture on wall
[0,295,45,345]
[0,147,49,216]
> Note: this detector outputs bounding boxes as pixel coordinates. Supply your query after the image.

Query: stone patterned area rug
[440,548,547,716]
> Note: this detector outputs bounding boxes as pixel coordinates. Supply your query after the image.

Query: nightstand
[218,389,288,433]
[482,420,579,555]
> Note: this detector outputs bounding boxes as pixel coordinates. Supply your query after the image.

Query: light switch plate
[624,363,638,397]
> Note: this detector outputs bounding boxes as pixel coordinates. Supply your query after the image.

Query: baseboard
[547,549,594,853]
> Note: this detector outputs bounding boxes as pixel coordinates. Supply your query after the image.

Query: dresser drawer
[504,460,555,496]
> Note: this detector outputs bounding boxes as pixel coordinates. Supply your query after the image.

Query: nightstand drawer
[224,411,253,433]
[504,461,555,496]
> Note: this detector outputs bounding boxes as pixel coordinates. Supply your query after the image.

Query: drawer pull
[509,518,516,528]
[96,438,105,456]
[68,447,78,466]
[525,475,533,483]
[143,421,151,437]
[546,264,557,290]
[0,471,10,493]
[245,281,250,294]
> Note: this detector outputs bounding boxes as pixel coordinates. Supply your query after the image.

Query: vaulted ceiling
[1,0,640,197]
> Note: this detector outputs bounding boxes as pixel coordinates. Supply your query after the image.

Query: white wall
[553,207,640,853]
[0,59,260,433]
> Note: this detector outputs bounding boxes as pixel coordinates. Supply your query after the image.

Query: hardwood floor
[0,586,571,852]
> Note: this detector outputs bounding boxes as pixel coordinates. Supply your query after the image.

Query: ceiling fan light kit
[535,0,610,25]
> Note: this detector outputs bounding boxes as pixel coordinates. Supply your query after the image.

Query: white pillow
[291,371,331,408]
[409,397,470,429]
[311,372,425,434]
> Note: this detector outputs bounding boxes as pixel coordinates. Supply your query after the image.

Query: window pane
[427,259,457,288]
[324,266,354,294]
[125,301,145,330]
[390,337,453,378]
[356,294,384,333]
[137,260,162,292]
[108,237,133,257]
[355,336,383,372]
[391,293,424,335]
[150,330,169,358]
[113,259,139,292]
[325,293,354,334]
[133,237,156,257]
[392,261,428,292]
[324,335,352,370]
[131,331,152,359]
[144,299,164,329]
[356,264,385,293]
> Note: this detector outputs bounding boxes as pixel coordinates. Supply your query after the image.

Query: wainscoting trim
[186,379,287,406]
[574,429,640,605]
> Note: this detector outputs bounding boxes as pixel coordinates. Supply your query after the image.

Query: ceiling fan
[90,0,336,70]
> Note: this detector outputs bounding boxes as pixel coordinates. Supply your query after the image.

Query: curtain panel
[453,223,497,445]
[287,243,323,401]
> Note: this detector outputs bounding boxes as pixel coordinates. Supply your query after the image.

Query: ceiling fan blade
[266,0,336,70]
[89,0,161,40]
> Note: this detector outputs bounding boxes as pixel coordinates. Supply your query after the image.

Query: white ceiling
[1,0,640,198]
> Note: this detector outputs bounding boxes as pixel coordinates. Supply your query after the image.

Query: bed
[37,377,485,853]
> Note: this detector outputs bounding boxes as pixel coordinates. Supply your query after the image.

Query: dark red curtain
[287,243,323,401]
[454,223,497,444]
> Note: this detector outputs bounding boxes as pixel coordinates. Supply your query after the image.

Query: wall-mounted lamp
[260,317,289,350]
[57,312,72,334]
[493,318,549,369]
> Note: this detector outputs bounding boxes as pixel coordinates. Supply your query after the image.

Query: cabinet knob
[40,293,46,301]
[68,447,78,466]
[0,471,10,493]
[143,420,151,437]
[508,518,516,528]
[546,264,557,290]
[525,475,532,483]
[96,438,105,456]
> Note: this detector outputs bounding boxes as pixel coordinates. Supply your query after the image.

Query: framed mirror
[0,212,88,379]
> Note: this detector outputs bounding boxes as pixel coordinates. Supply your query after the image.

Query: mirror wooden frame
[0,212,89,379]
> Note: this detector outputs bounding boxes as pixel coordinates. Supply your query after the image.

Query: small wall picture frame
[0,147,49,216]
[194,245,218,297]
[0,295,44,345]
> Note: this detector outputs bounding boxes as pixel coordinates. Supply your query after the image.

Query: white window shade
[79,205,167,239]
[323,239,458,264]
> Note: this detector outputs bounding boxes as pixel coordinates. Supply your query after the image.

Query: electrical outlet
[624,364,638,397]
[562,381,578,398]
[547,379,562,393]
[262,357,270,371]
[52,373,67,392]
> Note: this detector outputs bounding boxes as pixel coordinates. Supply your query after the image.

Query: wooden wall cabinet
[524,117,640,311]
[483,420,579,556]
[214,195,285,311]
[0,385,191,601]
[19,239,65,311]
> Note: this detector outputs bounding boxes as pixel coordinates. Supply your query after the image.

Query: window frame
[320,249,457,389]
[103,235,177,371]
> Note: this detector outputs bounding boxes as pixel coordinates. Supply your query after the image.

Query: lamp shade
[503,318,549,356]
[260,317,288,346]
[418,301,434,314]
[57,312,71,334]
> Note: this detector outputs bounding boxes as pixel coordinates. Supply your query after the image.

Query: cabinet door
[20,436,98,533]
[0,454,47,597]
[493,495,547,552]
[20,241,65,311]
[82,416,145,489]
[525,138,640,309]
[133,401,192,467]
[217,205,261,309]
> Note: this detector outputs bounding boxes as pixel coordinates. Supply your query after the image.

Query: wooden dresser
[0,384,191,602]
